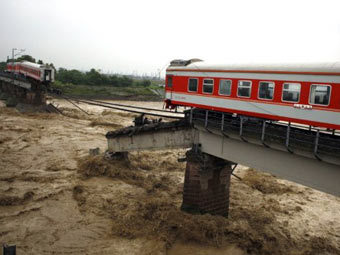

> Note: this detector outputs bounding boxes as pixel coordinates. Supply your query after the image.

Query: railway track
[80,98,184,114]
[50,93,340,160]
[49,93,185,120]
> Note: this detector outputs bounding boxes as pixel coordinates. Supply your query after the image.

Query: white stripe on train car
[166,71,340,83]
[166,92,340,126]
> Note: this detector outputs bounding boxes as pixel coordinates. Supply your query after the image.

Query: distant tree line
[56,68,151,87]
[0,54,152,87]
[0,62,6,72]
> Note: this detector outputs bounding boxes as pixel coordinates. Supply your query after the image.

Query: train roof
[8,61,48,69]
[20,61,45,69]
[167,59,340,75]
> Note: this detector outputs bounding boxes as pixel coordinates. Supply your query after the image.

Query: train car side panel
[165,61,340,130]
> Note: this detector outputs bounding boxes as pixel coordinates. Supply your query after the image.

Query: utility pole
[11,48,17,75]
[11,48,25,75]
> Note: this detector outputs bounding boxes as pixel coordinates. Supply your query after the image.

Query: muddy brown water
[0,99,340,255]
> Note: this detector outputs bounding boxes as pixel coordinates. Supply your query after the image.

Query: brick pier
[0,81,46,105]
[181,149,232,217]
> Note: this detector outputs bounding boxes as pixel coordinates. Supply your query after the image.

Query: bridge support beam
[181,149,232,217]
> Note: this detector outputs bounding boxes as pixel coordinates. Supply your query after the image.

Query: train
[6,61,55,84]
[165,59,340,130]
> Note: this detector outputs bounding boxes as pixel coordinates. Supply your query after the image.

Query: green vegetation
[53,81,162,99]
[0,62,6,72]
[5,55,36,64]
[56,68,153,87]
[16,55,36,63]
[54,65,162,99]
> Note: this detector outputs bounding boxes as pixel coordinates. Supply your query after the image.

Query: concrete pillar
[181,149,232,217]
[34,92,46,105]
[14,87,25,101]
[25,91,45,105]
[26,92,35,104]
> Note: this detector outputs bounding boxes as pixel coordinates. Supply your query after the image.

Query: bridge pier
[0,76,46,105]
[106,118,340,208]
[26,91,46,105]
[181,149,232,217]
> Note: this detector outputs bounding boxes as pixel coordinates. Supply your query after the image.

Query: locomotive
[165,59,340,130]
[6,61,55,84]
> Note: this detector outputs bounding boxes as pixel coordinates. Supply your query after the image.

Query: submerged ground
[0,99,339,255]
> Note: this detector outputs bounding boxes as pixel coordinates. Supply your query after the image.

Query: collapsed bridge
[106,109,340,216]
[0,72,48,105]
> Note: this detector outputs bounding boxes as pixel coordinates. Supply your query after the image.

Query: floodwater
[0,99,340,255]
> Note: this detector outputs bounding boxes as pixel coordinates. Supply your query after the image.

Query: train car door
[44,70,51,82]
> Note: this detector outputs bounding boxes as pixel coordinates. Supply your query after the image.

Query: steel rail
[74,99,185,119]
[48,93,185,119]
[83,98,184,115]
[51,93,90,115]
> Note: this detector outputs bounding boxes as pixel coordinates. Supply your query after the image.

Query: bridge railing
[189,108,340,161]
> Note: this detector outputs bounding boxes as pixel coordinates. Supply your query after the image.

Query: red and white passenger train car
[165,59,340,130]
[6,61,55,84]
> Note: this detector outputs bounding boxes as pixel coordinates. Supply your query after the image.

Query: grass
[52,81,163,100]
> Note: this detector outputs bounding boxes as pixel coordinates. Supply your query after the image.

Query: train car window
[259,81,275,100]
[309,84,331,106]
[167,76,173,88]
[188,78,198,92]
[282,83,301,102]
[237,80,252,98]
[203,79,214,94]
[219,80,232,96]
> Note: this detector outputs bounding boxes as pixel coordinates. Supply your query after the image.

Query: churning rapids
[0,99,340,255]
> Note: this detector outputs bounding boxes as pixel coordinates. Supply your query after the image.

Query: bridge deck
[106,113,340,196]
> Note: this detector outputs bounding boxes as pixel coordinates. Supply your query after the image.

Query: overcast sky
[1,0,340,76]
